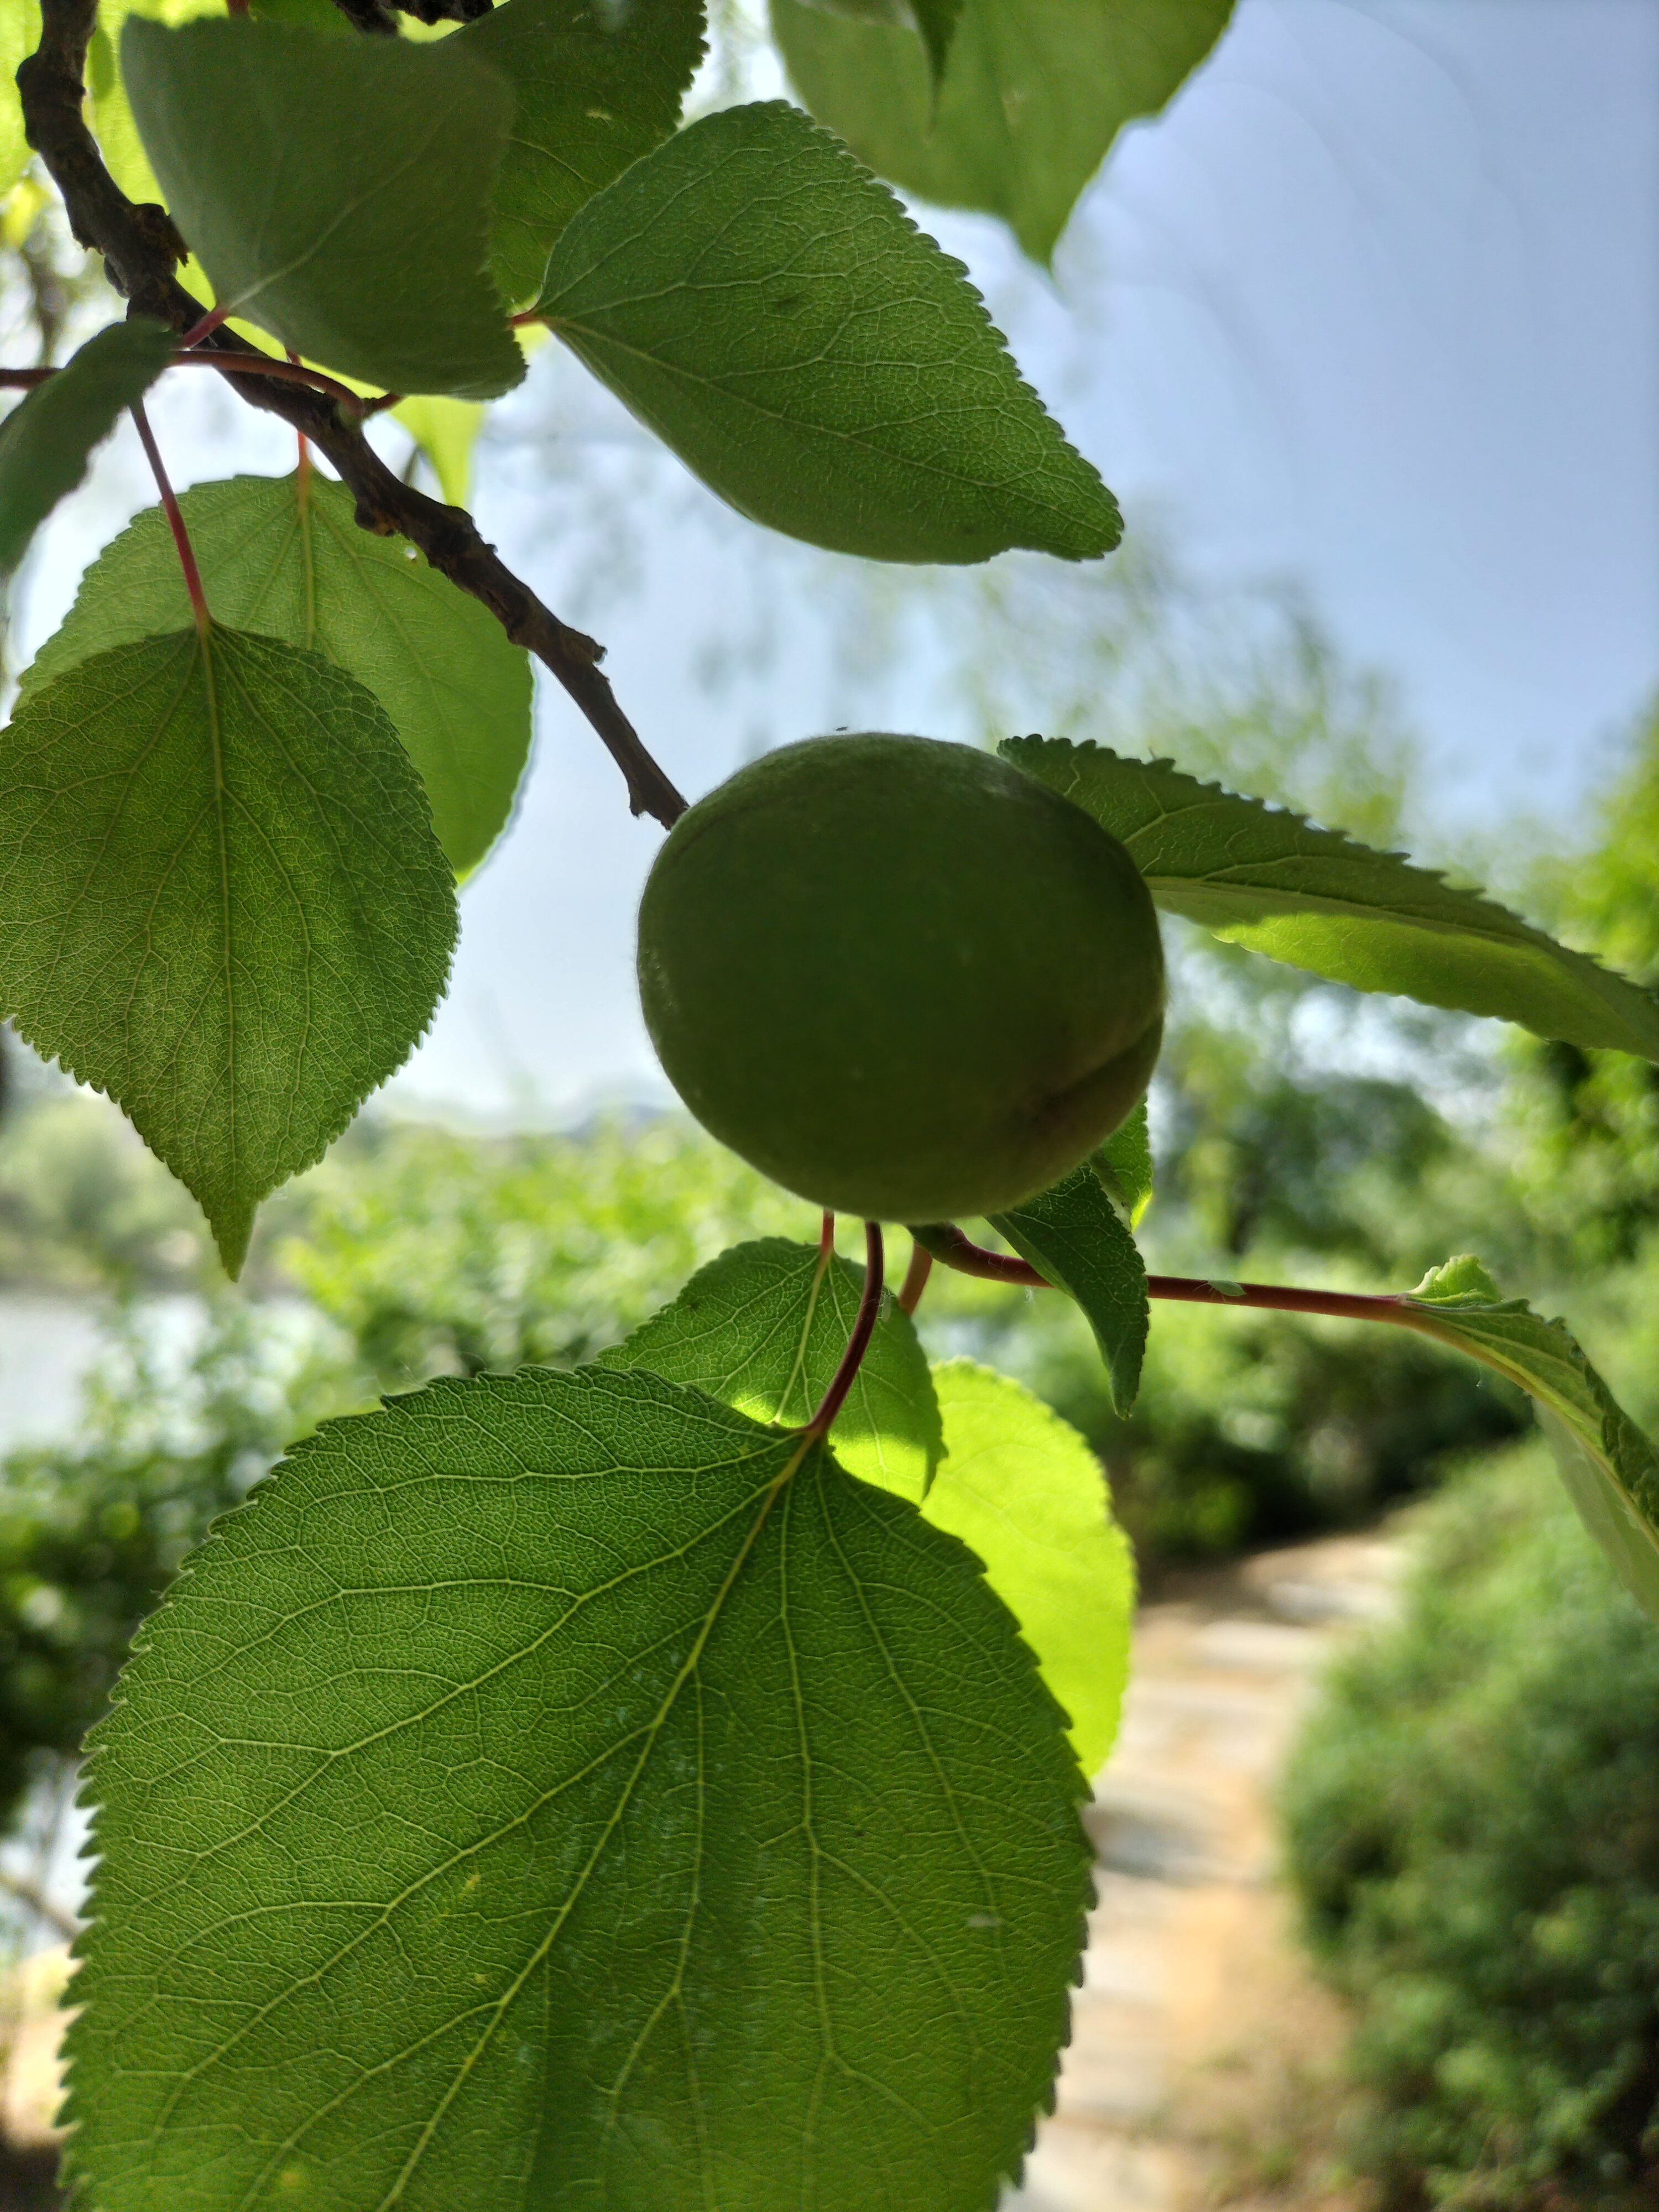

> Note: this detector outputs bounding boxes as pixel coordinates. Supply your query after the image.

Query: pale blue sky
[13,0,1657,1120]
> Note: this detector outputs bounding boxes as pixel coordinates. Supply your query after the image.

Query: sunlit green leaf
[600,1233,945,1498]
[927,1359,1134,1775]
[65,1363,1089,2209]
[392,393,483,508]
[20,472,532,877]
[991,1162,1149,1415]
[1004,737,1659,1059]
[0,628,455,1272]
[1400,1257,1659,1629]
[458,0,705,307]
[0,320,174,573]
[0,0,41,199]
[533,98,1121,563]
[121,17,523,398]
[772,0,1234,264]
[1092,1096,1153,1225]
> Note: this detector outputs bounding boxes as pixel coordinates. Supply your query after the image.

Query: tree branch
[15,0,687,830]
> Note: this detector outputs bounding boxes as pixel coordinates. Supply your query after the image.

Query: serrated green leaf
[1391,1257,1659,1627]
[990,1162,1149,1416]
[1004,737,1659,1060]
[600,1233,944,1498]
[0,0,41,199]
[64,1361,1089,2210]
[121,18,524,399]
[926,1359,1134,1775]
[0,320,174,573]
[0,628,455,1272]
[19,472,532,876]
[533,98,1121,564]
[772,0,1234,265]
[1091,1095,1152,1225]
[457,0,705,308]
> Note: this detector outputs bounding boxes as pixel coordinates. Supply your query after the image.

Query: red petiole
[804,1221,884,1441]
[130,400,209,634]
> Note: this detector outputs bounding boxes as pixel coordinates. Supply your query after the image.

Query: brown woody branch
[15,0,687,830]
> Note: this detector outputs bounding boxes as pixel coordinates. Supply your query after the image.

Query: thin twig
[805,1221,884,1440]
[16,0,687,829]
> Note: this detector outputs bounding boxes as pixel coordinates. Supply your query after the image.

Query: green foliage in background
[1282,1444,1659,2208]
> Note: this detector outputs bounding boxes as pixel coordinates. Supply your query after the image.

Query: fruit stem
[804,1220,884,1442]
[131,399,208,635]
[896,1241,933,1316]
[917,1223,1425,1326]
[910,1222,1048,1288]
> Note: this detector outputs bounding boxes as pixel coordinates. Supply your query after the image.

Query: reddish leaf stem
[919,1223,1422,1326]
[129,399,208,634]
[1,352,373,410]
[896,1241,933,1316]
[804,1221,884,1441]
[181,301,231,347]
[819,1209,834,1261]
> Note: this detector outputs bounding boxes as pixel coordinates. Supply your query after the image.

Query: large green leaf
[1398,1256,1659,1629]
[458,0,705,308]
[600,1233,944,1498]
[20,473,533,876]
[772,0,1235,265]
[532,98,1121,564]
[64,1362,1090,2209]
[0,319,174,573]
[121,18,524,399]
[0,629,455,1272]
[990,1162,1149,1416]
[927,1359,1134,1775]
[1004,737,1659,1059]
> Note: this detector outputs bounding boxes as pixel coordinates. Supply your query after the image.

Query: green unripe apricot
[638,734,1166,1223]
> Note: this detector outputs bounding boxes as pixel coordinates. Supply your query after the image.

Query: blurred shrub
[1281,1444,1659,2209]
[0,1301,353,1832]
[275,1113,821,1390]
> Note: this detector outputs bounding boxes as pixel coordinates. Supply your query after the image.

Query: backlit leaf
[1092,1096,1153,1225]
[392,394,483,508]
[533,98,1121,563]
[65,1362,1090,2209]
[20,472,533,876]
[0,0,41,199]
[990,1162,1149,1415]
[772,0,1234,264]
[927,1359,1134,1775]
[458,0,705,307]
[601,1232,945,1498]
[0,319,174,573]
[1004,737,1659,1060]
[1401,1257,1659,1628]
[0,628,455,1272]
[121,18,524,398]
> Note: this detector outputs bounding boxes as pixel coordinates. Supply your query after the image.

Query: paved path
[1008,1532,1404,2212]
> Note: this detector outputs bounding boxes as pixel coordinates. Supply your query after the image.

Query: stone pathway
[1008,1531,1405,2212]
[0,1529,1406,2209]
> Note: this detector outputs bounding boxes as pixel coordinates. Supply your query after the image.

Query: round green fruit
[637,734,1166,1223]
